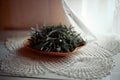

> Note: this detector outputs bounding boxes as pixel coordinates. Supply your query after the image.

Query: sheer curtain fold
[62,0,120,40]
[62,0,96,41]
[113,0,120,35]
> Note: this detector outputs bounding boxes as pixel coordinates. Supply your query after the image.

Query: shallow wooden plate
[23,39,83,57]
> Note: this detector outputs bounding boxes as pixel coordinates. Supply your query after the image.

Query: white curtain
[113,0,120,34]
[62,0,119,40]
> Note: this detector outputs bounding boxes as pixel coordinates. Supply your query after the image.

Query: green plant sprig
[29,24,86,53]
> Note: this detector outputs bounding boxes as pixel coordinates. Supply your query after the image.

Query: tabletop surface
[0,30,120,80]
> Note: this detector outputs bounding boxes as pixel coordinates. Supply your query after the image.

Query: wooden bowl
[23,39,83,57]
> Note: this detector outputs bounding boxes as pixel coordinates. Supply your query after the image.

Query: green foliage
[29,24,86,52]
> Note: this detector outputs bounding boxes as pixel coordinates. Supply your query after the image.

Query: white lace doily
[0,36,120,79]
